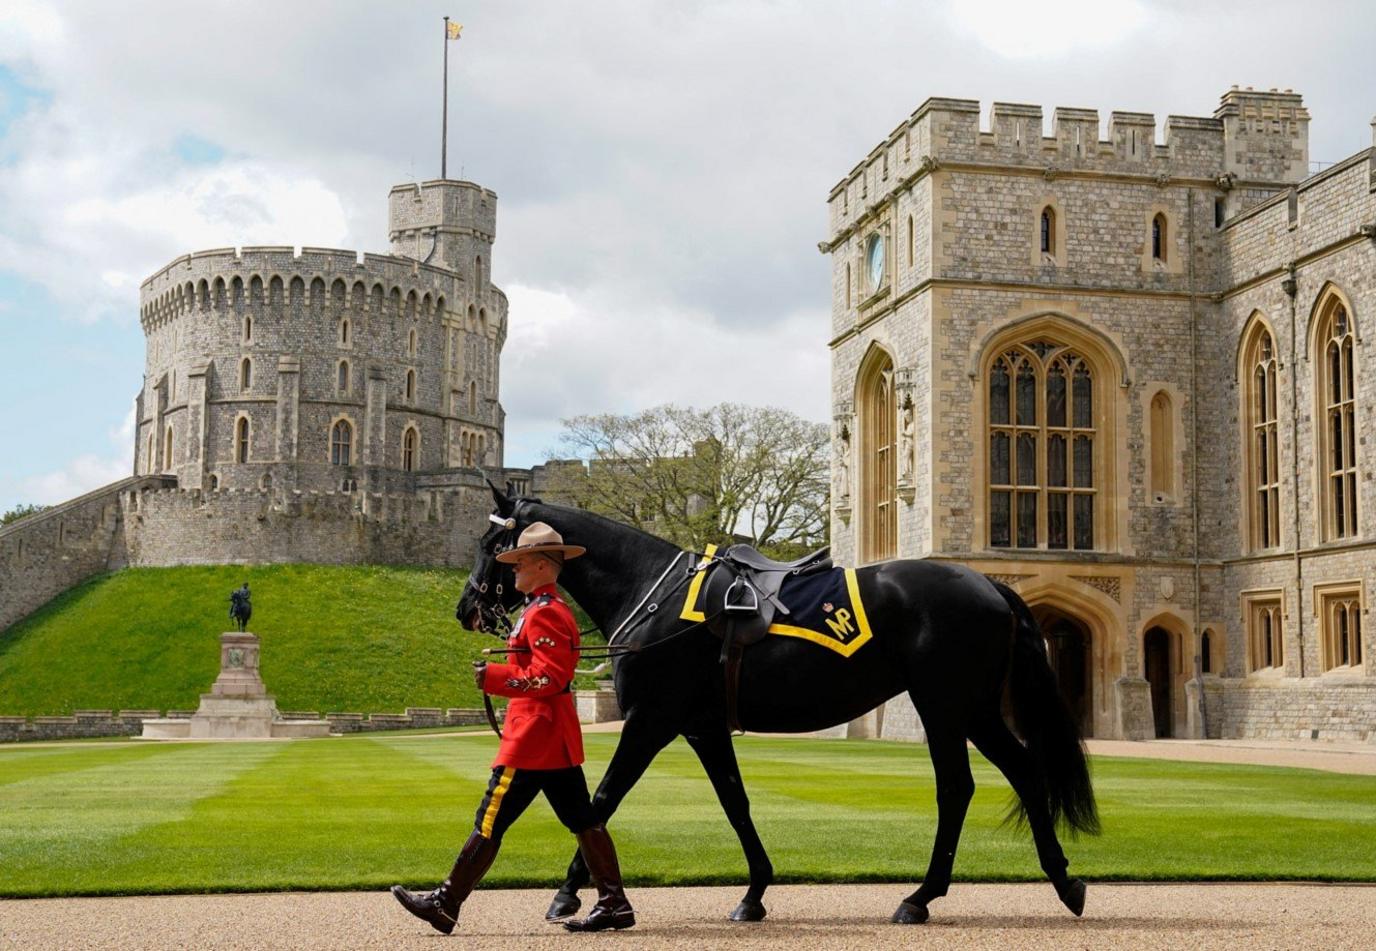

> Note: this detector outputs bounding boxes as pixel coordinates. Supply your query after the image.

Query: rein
[475,544,723,660]
[468,509,724,739]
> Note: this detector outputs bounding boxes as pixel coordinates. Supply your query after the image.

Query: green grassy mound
[1,734,1374,897]
[0,564,544,716]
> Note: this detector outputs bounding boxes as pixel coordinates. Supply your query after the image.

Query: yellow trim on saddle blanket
[680,544,874,658]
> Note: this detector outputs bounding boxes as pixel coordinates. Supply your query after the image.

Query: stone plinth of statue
[141,633,330,740]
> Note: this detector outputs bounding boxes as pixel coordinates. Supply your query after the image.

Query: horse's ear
[488,479,513,515]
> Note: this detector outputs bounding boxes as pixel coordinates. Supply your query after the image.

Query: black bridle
[467,509,727,662]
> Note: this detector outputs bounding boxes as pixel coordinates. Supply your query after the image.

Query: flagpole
[441,16,449,179]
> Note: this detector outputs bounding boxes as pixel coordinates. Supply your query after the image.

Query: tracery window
[331,419,353,466]
[988,342,1096,549]
[1244,593,1284,672]
[1318,584,1363,671]
[857,348,897,562]
[402,427,418,472]
[1243,324,1280,549]
[1317,301,1358,540]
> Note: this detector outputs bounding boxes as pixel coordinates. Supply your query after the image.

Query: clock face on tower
[866,233,885,290]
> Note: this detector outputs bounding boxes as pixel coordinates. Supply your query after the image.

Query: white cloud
[501,282,830,465]
[12,405,134,505]
[2,0,1375,494]
[946,0,1147,59]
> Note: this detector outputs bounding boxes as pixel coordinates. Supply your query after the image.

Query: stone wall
[0,476,175,631]
[0,707,490,743]
[1200,677,1376,742]
[122,481,492,568]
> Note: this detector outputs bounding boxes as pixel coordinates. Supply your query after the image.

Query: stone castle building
[0,179,536,631]
[824,87,1376,742]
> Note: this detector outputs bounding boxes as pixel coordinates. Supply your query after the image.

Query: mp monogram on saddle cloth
[679,544,875,657]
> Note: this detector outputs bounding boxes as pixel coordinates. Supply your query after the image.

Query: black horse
[457,487,1099,925]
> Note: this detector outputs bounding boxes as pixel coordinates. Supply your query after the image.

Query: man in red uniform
[391,522,635,934]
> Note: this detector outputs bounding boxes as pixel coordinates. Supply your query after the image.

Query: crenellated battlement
[827,88,1310,235]
[388,179,498,278]
[137,245,488,331]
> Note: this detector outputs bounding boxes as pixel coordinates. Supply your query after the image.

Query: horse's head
[456,483,526,635]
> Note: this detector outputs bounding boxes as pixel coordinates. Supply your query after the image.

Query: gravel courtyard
[4,882,1375,950]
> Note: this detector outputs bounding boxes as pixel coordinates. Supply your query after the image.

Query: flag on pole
[447,21,463,40]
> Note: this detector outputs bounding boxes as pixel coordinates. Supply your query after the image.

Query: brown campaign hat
[494,521,587,563]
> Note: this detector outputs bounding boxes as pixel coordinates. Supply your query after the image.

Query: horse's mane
[514,497,683,558]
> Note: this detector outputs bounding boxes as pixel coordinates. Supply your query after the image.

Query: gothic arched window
[337,360,350,395]
[1317,297,1358,540]
[857,347,897,562]
[1040,207,1055,255]
[988,342,1097,550]
[405,369,416,403]
[402,427,418,472]
[331,419,353,466]
[235,417,250,464]
[1242,322,1280,549]
[1152,214,1166,262]
[240,357,252,392]
[1150,390,1174,500]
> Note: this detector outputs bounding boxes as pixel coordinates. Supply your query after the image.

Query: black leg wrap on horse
[1056,877,1087,916]
[730,897,767,922]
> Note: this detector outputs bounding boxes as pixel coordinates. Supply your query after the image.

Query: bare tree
[548,403,829,558]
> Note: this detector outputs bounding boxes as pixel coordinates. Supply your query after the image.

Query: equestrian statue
[229,583,252,633]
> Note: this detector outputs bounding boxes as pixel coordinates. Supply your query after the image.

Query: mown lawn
[0,734,1373,897]
[0,565,600,716]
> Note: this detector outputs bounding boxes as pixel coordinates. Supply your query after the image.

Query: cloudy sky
[0,0,1372,513]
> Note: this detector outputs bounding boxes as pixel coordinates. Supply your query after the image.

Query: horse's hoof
[545,893,581,922]
[729,898,767,922]
[1057,878,1086,917]
[891,901,929,924]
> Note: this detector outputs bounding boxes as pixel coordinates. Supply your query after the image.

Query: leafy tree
[547,403,829,558]
[1,503,48,527]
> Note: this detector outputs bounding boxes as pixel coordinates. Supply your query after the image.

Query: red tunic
[481,583,585,770]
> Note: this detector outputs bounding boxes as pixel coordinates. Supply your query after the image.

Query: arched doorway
[1033,609,1093,737]
[1144,626,1173,738]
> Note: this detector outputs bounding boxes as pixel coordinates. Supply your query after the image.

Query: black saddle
[701,544,832,733]
[718,544,833,574]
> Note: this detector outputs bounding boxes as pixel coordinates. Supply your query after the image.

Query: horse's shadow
[616,914,1250,937]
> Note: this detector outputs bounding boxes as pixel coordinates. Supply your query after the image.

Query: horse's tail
[991,580,1100,837]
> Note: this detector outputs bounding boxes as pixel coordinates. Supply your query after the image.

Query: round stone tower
[135,180,507,497]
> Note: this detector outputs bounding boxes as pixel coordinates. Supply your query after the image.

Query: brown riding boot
[391,830,500,934]
[564,824,636,932]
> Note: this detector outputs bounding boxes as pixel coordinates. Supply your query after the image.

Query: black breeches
[473,765,597,841]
